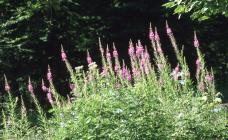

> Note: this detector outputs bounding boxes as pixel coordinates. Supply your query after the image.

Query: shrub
[1,22,227,139]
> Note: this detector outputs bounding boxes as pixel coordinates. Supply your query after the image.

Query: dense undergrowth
[0,22,227,139]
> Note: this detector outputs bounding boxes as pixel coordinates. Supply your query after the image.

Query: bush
[1,22,227,139]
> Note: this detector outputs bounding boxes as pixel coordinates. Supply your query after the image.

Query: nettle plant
[1,22,227,139]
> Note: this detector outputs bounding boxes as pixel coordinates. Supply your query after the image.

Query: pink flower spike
[196,58,201,65]
[106,46,111,59]
[121,66,127,78]
[149,23,155,41]
[99,37,104,54]
[4,74,10,92]
[174,64,180,74]
[144,46,150,60]
[194,31,199,48]
[136,40,144,56]
[47,65,52,81]
[138,40,143,48]
[28,77,33,93]
[112,43,118,58]
[128,41,135,56]
[171,64,180,81]
[61,45,67,61]
[86,50,93,64]
[166,20,172,35]
[205,74,214,82]
[41,79,48,92]
[140,58,146,67]
[154,27,160,41]
[127,73,132,81]
[157,47,162,53]
[5,84,10,92]
[114,65,119,72]
[47,88,54,105]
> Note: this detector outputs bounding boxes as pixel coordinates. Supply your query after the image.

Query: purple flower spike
[172,64,180,80]
[112,43,118,58]
[114,65,119,72]
[28,77,33,93]
[113,50,118,58]
[5,84,10,92]
[4,74,10,92]
[127,73,132,81]
[87,50,93,64]
[166,20,172,35]
[194,31,199,48]
[61,45,67,61]
[149,23,155,41]
[205,74,214,82]
[196,58,201,65]
[144,47,150,60]
[41,79,48,92]
[157,47,162,53]
[136,40,144,56]
[140,58,146,67]
[47,88,54,105]
[174,64,180,74]
[99,37,104,54]
[121,66,127,78]
[155,28,160,41]
[106,53,111,59]
[106,46,111,60]
[47,65,52,81]
[128,40,135,56]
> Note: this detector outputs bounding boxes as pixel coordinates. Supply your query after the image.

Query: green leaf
[162,2,176,8]
[174,5,186,14]
[198,16,209,21]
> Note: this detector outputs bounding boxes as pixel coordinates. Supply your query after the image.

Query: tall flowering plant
[1,22,227,139]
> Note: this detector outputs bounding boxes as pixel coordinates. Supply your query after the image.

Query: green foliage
[163,0,228,21]
[0,0,120,94]
[0,0,105,48]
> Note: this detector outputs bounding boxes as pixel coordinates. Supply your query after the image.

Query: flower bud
[194,31,199,48]
[61,45,67,61]
[205,74,214,82]
[41,79,48,92]
[112,43,118,58]
[47,88,54,105]
[4,74,10,92]
[86,50,93,64]
[166,20,172,35]
[28,77,33,93]
[196,58,200,65]
[149,23,155,41]
[47,65,52,81]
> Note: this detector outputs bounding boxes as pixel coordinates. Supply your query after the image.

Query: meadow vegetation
[1,22,227,139]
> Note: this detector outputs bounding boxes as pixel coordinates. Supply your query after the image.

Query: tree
[0,0,118,93]
[163,0,228,21]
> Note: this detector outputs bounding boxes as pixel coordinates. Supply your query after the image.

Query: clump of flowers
[1,22,227,139]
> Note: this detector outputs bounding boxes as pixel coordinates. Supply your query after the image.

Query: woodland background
[0,0,227,101]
